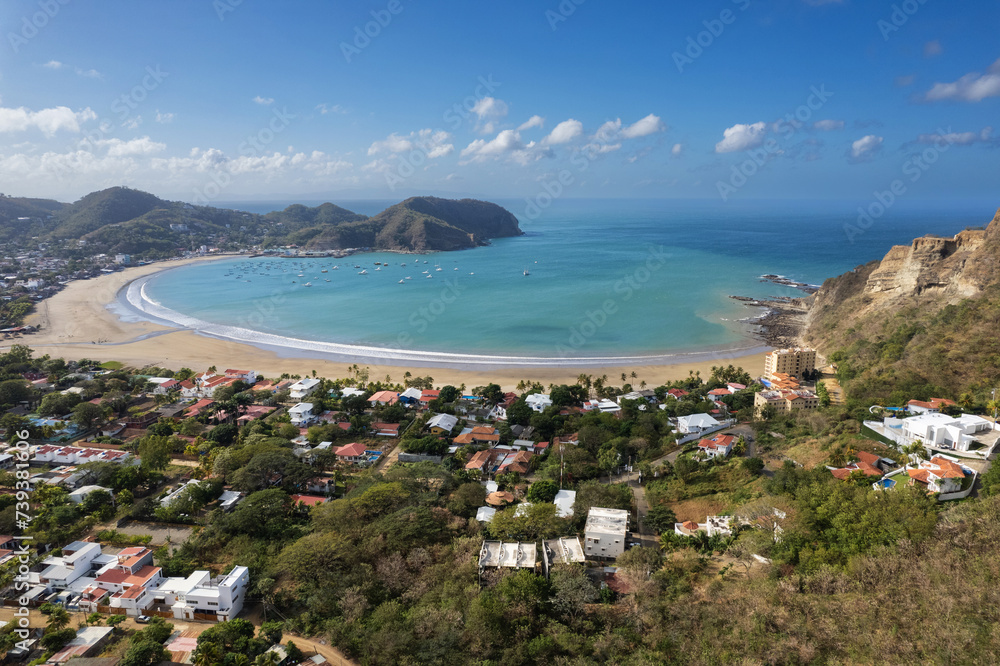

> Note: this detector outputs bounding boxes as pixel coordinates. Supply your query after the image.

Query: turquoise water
[140,199,992,360]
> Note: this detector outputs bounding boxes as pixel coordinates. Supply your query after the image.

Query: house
[68,485,112,504]
[334,441,368,463]
[475,506,497,522]
[673,515,734,538]
[218,490,243,511]
[497,450,534,475]
[830,456,884,481]
[727,383,747,393]
[707,388,731,404]
[289,378,321,400]
[368,390,399,406]
[48,626,115,664]
[465,449,498,473]
[907,456,971,494]
[597,399,622,414]
[426,413,458,436]
[398,387,423,405]
[371,422,401,437]
[525,393,553,412]
[697,434,735,459]
[665,388,689,400]
[452,425,500,446]
[340,387,367,399]
[288,402,315,426]
[224,369,258,384]
[290,494,326,507]
[185,398,216,418]
[676,413,721,435]
[479,540,536,570]
[542,537,585,575]
[900,413,992,451]
[584,507,630,559]
[420,389,441,405]
[906,397,957,414]
[553,489,576,518]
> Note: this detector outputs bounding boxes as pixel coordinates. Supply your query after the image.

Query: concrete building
[479,540,537,570]
[288,402,315,426]
[584,507,629,559]
[754,389,820,416]
[289,378,321,400]
[764,347,817,380]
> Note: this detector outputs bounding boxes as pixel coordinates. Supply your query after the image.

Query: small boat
[469,272,475,275]
[325,279,331,282]
[436,267,443,272]
[332,265,339,270]
[426,275,433,279]
[358,270,368,275]
[405,276,412,280]
[523,268,530,276]
[376,267,381,271]
[398,279,405,284]
[454,267,459,270]
[303,282,312,287]
[400,263,406,267]
[298,273,304,277]
[321,269,328,273]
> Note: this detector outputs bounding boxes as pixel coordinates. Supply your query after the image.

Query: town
[1,343,998,664]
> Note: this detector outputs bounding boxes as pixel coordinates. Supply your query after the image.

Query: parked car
[136,615,151,624]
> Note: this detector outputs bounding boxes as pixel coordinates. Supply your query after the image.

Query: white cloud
[122,116,142,130]
[0,105,96,137]
[316,103,347,115]
[42,60,64,69]
[460,129,551,165]
[517,115,545,131]
[368,129,453,159]
[715,122,768,153]
[155,111,175,124]
[621,113,666,139]
[924,59,1000,102]
[543,119,584,145]
[75,68,102,79]
[253,96,275,106]
[850,135,883,159]
[813,119,845,131]
[671,143,683,156]
[97,137,167,157]
[472,97,508,119]
[916,127,993,146]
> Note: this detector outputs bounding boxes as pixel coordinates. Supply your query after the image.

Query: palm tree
[47,606,70,631]
[621,372,628,384]
[639,380,647,389]
[194,643,223,666]
[254,651,281,666]
[903,440,925,468]
[958,393,974,410]
[987,398,1000,427]
[630,371,638,381]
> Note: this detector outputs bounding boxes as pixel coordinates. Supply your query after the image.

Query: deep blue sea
[136,198,993,360]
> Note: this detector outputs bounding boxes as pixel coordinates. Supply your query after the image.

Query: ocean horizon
[126,198,994,364]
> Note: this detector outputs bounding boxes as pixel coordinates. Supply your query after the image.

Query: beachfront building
[754,389,820,416]
[526,393,553,413]
[288,402,315,426]
[368,390,399,406]
[764,347,817,380]
[584,507,629,559]
[289,378,321,400]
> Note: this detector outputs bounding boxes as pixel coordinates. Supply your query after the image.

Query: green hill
[305,196,523,252]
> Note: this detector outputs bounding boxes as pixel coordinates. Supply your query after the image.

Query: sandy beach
[18,257,770,391]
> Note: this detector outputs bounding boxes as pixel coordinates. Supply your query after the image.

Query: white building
[155,566,250,621]
[68,485,112,505]
[676,413,721,435]
[289,378,321,400]
[900,413,992,451]
[288,402,315,426]
[553,489,576,518]
[584,507,629,559]
[427,413,458,434]
[525,393,553,413]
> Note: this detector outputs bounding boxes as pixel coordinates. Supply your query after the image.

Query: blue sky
[0,0,997,206]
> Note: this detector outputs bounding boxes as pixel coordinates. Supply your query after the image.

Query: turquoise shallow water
[138,198,991,360]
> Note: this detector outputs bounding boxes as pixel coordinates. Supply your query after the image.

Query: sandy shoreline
[19,256,771,390]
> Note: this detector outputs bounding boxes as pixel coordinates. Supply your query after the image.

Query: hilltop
[302,196,524,252]
[803,207,1000,403]
[0,188,522,258]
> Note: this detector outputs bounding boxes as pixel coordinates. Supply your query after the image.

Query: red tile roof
[335,442,367,458]
[291,494,326,507]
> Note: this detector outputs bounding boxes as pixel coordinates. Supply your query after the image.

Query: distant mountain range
[0,187,523,258]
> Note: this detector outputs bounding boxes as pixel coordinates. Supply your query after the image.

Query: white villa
[288,402,315,426]
[289,378,321,400]
[888,412,992,451]
[676,413,721,435]
[525,393,553,412]
[584,507,630,559]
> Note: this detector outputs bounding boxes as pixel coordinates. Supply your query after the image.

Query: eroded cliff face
[804,207,1000,350]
